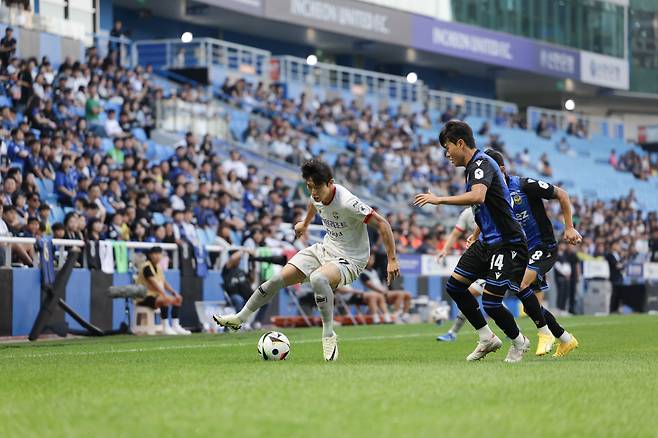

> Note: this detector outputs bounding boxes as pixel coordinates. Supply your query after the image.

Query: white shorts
[287,243,365,288]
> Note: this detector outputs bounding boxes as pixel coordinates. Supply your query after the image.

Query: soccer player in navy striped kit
[415,120,538,362]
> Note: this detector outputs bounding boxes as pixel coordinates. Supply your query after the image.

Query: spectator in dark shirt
[0,28,17,72]
[55,155,77,206]
[606,240,626,313]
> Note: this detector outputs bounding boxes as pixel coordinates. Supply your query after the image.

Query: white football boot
[212,313,242,331]
[466,333,503,361]
[322,332,339,361]
[504,335,531,363]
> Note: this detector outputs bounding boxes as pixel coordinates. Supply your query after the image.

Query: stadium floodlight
[306,54,318,66]
[406,72,418,84]
[181,32,193,43]
[565,99,576,111]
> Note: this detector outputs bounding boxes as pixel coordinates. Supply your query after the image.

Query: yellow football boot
[535,332,555,356]
[553,336,579,357]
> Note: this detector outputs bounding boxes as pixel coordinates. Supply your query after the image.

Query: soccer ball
[257,331,290,361]
[430,302,451,324]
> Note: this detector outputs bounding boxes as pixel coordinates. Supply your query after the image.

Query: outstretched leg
[214,263,305,330]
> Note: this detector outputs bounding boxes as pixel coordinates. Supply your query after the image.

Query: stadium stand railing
[133,37,271,79]
[427,89,518,120]
[0,4,87,42]
[527,106,625,141]
[274,55,424,106]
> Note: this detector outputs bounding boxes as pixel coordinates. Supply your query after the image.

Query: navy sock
[542,307,565,338]
[517,287,547,328]
[445,277,487,330]
[482,293,520,339]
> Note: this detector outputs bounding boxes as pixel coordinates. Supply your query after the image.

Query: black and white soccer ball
[257,331,290,361]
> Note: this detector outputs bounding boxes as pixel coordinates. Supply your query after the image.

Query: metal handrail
[0,224,326,269]
[133,37,271,78]
[526,106,625,140]
[275,55,424,104]
[426,89,518,118]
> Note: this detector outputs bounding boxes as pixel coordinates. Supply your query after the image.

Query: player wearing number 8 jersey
[414,120,540,363]
[482,149,581,357]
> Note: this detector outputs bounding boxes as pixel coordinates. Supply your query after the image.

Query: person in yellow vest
[136,246,190,335]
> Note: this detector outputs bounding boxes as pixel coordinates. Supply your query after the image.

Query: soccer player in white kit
[214,159,400,361]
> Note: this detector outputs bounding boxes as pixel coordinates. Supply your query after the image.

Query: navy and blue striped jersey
[465,150,525,246]
[507,175,557,251]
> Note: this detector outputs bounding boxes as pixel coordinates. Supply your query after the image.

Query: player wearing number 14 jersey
[414,120,536,363]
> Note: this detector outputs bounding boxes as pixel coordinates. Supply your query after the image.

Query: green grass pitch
[1,315,656,437]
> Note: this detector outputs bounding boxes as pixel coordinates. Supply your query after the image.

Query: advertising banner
[411,14,580,80]
[421,254,459,277]
[201,0,264,15]
[398,254,422,276]
[580,50,629,90]
[264,0,412,45]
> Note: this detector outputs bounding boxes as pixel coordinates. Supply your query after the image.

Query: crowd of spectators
[609,148,657,180]
[1,33,657,276]
[0,35,312,267]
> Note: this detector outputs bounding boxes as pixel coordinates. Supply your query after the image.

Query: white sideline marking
[0,333,427,360]
[0,318,631,360]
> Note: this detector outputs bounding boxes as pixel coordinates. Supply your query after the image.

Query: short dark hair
[147,246,163,256]
[485,149,505,168]
[439,120,476,149]
[301,159,333,186]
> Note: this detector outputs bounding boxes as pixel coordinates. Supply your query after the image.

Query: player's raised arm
[521,178,582,245]
[365,211,400,286]
[554,187,582,245]
[294,201,317,239]
[413,185,487,207]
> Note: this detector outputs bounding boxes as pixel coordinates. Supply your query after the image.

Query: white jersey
[312,184,373,266]
[455,207,476,234]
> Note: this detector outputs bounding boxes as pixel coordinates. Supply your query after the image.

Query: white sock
[512,333,526,347]
[309,272,335,338]
[559,331,572,343]
[237,274,286,322]
[373,314,381,324]
[538,325,552,335]
[477,325,494,341]
[236,307,253,322]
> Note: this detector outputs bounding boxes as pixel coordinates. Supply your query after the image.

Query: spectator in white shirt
[104,109,124,138]
[221,149,248,180]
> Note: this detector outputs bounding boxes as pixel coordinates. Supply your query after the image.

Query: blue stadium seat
[152,212,165,225]
[50,205,64,224]
[132,127,148,142]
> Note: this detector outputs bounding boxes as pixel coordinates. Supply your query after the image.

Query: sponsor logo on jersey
[513,193,522,205]
[515,211,528,221]
[495,272,502,279]
[511,251,517,259]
